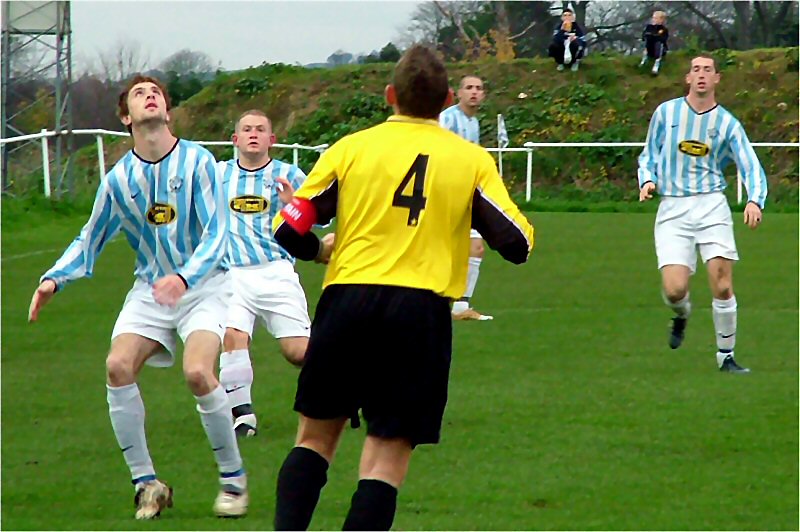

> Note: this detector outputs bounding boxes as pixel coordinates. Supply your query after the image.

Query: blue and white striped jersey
[220,158,307,267]
[41,139,228,290]
[638,97,768,208]
[439,104,481,144]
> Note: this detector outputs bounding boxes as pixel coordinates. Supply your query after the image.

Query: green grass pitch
[2,211,797,530]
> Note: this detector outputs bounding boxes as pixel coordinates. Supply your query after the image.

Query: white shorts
[470,229,482,240]
[111,271,227,367]
[654,192,739,274]
[225,261,311,340]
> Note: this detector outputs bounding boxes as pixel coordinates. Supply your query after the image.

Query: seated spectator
[548,8,586,72]
[639,10,669,75]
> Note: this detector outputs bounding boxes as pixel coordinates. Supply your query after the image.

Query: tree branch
[682,1,730,48]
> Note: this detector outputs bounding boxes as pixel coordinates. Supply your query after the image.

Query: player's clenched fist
[743,202,762,230]
[152,274,188,307]
[28,278,57,322]
[639,181,656,202]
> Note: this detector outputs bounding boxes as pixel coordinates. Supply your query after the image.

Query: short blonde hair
[235,109,272,132]
[653,10,667,21]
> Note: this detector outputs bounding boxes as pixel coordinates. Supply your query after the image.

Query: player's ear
[384,84,396,106]
[120,114,132,128]
[231,133,239,145]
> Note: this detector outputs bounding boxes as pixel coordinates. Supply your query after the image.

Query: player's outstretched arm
[28,279,57,322]
[36,178,121,300]
[471,152,534,264]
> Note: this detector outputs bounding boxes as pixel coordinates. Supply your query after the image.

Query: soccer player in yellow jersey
[270,44,534,531]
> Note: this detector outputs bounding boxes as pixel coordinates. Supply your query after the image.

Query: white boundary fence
[1,129,797,203]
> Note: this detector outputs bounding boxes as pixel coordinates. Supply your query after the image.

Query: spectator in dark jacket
[548,8,586,72]
[640,10,669,75]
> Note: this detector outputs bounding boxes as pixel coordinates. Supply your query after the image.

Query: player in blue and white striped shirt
[27,75,247,518]
[217,110,313,438]
[638,55,768,374]
[439,75,493,321]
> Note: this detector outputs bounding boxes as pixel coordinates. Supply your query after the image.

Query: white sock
[195,385,245,486]
[107,383,156,486]
[452,300,469,313]
[465,257,482,299]
[712,296,737,352]
[662,291,692,318]
[219,349,253,409]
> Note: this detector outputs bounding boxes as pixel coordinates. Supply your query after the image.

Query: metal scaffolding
[1,1,73,195]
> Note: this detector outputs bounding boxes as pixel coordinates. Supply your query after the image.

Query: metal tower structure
[1,1,73,195]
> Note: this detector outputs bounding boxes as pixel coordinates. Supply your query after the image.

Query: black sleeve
[274,223,322,262]
[471,190,530,265]
[273,180,338,262]
[311,180,339,226]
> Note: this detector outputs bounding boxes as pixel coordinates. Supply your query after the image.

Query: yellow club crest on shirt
[678,140,710,157]
[146,203,177,225]
[230,195,269,214]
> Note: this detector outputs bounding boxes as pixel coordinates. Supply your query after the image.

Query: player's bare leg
[106,333,174,520]
[452,237,493,321]
[275,416,348,530]
[279,336,308,367]
[341,435,412,530]
[706,257,748,373]
[660,265,692,349]
[184,330,248,517]
[221,328,257,438]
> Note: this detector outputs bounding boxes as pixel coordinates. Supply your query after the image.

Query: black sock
[342,479,399,531]
[274,447,329,531]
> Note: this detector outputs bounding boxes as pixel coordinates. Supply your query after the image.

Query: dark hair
[117,74,171,133]
[690,53,719,73]
[562,8,573,14]
[392,45,449,119]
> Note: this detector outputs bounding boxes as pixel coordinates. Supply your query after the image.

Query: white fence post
[96,135,106,177]
[40,129,51,198]
[524,143,533,202]
[737,172,743,204]
[293,145,299,167]
[233,146,239,160]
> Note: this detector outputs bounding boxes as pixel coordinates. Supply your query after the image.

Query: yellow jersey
[273,115,534,298]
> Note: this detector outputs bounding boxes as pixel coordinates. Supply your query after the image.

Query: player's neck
[686,92,717,114]
[238,153,271,171]
[458,102,477,118]
[132,125,177,162]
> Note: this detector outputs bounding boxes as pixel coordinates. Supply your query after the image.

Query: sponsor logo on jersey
[230,195,269,214]
[678,140,710,157]
[146,203,177,225]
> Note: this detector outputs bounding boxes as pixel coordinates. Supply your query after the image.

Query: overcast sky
[71,0,423,72]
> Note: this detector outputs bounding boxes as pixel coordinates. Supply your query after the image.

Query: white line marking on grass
[2,238,125,262]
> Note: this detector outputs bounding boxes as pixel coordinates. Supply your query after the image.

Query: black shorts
[294,284,452,447]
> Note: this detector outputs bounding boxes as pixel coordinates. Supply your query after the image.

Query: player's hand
[275,177,295,205]
[152,274,188,307]
[315,233,335,265]
[743,202,762,230]
[28,279,57,322]
[639,181,656,202]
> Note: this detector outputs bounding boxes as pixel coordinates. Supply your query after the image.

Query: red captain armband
[280,197,317,235]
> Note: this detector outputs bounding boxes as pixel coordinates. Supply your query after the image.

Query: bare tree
[95,38,152,82]
[159,49,214,76]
